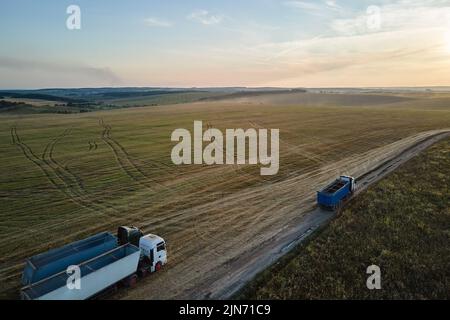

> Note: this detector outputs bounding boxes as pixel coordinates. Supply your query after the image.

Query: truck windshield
[157,242,166,252]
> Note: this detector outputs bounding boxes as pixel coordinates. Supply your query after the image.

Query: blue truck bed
[317,176,354,209]
[21,232,118,286]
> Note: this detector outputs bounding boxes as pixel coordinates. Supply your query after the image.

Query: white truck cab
[117,226,167,274]
[340,175,356,193]
[139,234,167,272]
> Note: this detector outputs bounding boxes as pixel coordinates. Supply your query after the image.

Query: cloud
[324,0,342,11]
[325,0,338,8]
[178,0,450,87]
[144,17,173,28]
[283,1,322,11]
[330,0,450,36]
[284,0,343,12]
[0,56,121,85]
[188,10,223,25]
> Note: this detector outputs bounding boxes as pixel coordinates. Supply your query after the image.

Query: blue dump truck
[20,226,167,300]
[317,176,356,210]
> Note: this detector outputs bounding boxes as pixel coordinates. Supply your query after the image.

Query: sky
[1,0,450,89]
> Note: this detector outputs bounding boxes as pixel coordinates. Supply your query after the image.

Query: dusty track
[121,129,450,300]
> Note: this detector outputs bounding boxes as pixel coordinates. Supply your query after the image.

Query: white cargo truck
[21,227,167,300]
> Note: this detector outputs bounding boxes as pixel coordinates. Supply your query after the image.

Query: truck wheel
[155,262,162,272]
[137,267,148,278]
[124,274,138,287]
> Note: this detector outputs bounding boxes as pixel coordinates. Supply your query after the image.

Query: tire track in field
[41,128,121,215]
[99,119,169,193]
[10,127,15,145]
[99,119,262,197]
[98,120,211,199]
[6,128,100,238]
[10,127,113,207]
[4,128,119,242]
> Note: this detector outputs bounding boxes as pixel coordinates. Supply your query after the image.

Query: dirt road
[122,129,450,300]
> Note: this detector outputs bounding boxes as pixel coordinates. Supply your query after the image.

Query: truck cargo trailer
[21,244,140,300]
[317,176,356,210]
[21,232,118,286]
[20,226,167,300]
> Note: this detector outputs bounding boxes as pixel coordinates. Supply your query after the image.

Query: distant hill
[0,92,86,104]
[0,87,309,113]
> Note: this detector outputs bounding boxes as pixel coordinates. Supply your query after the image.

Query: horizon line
[2,85,450,91]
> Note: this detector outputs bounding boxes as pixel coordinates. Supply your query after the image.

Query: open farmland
[2,98,64,107]
[101,91,225,107]
[0,92,450,299]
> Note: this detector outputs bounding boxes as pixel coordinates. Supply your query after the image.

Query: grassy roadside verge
[238,137,450,300]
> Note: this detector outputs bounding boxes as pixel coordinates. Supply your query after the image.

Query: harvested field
[0,92,449,299]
